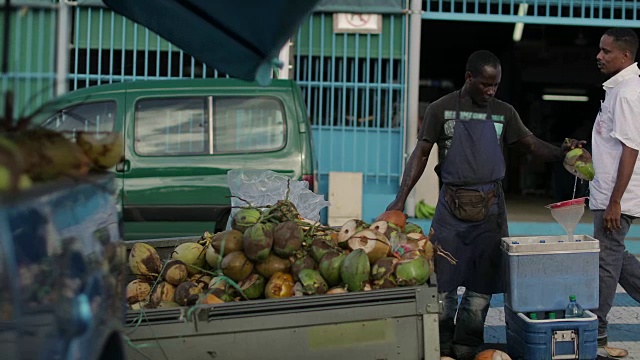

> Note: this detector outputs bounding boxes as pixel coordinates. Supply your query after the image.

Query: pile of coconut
[126,198,437,309]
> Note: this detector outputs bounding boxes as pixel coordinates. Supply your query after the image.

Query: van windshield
[40,101,117,135]
[134,96,285,156]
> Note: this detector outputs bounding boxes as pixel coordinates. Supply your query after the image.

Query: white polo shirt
[590,62,640,217]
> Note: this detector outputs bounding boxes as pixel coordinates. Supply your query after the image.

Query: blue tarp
[102,0,320,85]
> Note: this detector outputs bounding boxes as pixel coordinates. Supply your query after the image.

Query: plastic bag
[226,169,331,229]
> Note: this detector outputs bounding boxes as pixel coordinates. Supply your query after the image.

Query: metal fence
[2,0,640,222]
[294,12,407,198]
[423,0,640,26]
[0,2,57,120]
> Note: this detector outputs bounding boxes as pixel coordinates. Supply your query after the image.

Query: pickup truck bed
[124,237,441,360]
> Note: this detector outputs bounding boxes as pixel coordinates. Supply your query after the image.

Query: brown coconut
[264,272,295,299]
[174,281,204,306]
[211,229,244,255]
[149,282,176,306]
[221,251,254,282]
[255,253,291,279]
[161,260,189,285]
[126,279,151,304]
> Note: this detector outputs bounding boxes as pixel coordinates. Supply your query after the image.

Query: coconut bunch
[337,210,436,290]
[0,128,124,192]
[126,207,437,311]
[126,240,227,309]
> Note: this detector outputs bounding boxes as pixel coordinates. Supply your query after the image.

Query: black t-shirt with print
[418,90,532,163]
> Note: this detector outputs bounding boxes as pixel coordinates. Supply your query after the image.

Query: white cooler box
[501,235,599,312]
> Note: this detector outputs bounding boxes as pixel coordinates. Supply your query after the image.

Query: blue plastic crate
[502,235,599,312]
[505,306,598,360]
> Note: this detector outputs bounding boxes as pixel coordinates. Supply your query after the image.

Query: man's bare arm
[387,140,435,211]
[515,134,567,162]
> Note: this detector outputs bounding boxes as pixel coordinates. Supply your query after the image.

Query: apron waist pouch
[444,185,496,222]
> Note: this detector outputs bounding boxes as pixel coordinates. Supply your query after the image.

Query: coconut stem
[284,178,291,200]
[227,195,254,207]
[435,244,458,265]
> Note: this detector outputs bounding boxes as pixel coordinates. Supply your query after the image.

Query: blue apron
[431,92,509,295]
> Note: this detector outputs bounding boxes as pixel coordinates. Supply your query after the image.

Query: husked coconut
[347,229,391,263]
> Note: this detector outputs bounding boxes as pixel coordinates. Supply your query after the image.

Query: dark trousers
[592,210,640,341]
[439,288,491,358]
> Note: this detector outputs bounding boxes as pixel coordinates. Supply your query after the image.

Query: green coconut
[255,253,291,279]
[231,208,262,233]
[340,248,370,292]
[272,221,303,257]
[211,229,244,256]
[395,251,430,287]
[310,236,335,263]
[575,161,595,181]
[298,269,328,295]
[403,222,424,235]
[238,273,266,300]
[291,253,317,282]
[564,147,595,181]
[221,251,254,282]
[242,223,274,263]
[319,250,346,287]
[171,242,207,276]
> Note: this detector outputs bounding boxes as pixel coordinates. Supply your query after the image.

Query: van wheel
[98,332,125,360]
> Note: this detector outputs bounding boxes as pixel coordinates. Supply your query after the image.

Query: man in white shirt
[592,27,640,359]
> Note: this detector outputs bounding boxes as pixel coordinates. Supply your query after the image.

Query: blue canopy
[102,0,320,85]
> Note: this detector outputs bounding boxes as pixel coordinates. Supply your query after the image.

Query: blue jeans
[439,288,491,357]
[592,210,640,341]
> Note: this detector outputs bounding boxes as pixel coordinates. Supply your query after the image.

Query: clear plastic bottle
[565,295,584,318]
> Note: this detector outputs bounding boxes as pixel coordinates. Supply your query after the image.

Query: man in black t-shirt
[387,50,583,359]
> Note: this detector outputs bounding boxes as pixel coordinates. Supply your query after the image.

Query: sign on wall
[333,13,382,34]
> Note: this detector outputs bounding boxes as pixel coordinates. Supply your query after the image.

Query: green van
[32,79,317,240]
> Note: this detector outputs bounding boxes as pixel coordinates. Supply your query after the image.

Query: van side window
[134,96,285,156]
[213,97,285,153]
[135,97,209,156]
[41,101,116,134]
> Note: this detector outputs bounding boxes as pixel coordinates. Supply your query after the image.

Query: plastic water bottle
[565,295,584,318]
